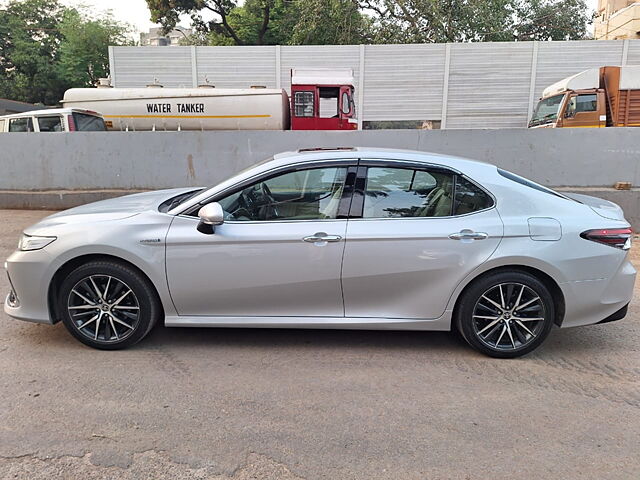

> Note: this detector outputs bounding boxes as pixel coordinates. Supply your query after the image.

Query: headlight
[18,234,56,251]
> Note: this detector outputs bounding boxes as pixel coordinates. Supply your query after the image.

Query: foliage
[58,9,132,87]
[148,0,372,46]
[358,0,591,43]
[0,0,131,105]
[152,0,591,46]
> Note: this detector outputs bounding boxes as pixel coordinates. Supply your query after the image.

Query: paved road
[0,209,639,480]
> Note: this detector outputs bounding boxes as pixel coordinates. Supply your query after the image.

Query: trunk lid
[564,192,627,222]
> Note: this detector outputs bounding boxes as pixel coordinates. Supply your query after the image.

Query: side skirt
[164,313,452,331]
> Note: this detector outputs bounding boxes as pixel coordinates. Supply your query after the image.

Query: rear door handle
[449,230,489,241]
[303,232,342,243]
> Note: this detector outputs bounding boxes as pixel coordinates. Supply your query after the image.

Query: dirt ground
[0,209,638,480]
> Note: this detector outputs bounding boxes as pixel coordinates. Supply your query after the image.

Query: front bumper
[4,249,55,324]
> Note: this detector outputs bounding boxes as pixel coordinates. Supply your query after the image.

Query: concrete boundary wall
[1,129,639,191]
[2,128,640,227]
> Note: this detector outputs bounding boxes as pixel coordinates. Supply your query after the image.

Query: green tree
[358,0,590,43]
[147,0,372,45]
[0,0,132,104]
[58,9,132,87]
[0,0,67,104]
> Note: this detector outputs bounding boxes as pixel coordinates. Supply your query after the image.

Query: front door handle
[449,230,489,241]
[303,232,342,243]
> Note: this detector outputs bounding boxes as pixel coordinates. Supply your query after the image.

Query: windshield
[529,94,565,126]
[73,112,106,131]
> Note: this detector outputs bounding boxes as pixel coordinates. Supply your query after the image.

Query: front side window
[363,167,454,218]
[8,117,34,132]
[73,113,107,131]
[575,94,598,113]
[218,166,348,221]
[294,91,314,117]
[37,116,63,132]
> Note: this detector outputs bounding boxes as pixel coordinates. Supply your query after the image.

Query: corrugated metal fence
[109,40,640,129]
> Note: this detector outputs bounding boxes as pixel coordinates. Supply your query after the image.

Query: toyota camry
[4,148,636,357]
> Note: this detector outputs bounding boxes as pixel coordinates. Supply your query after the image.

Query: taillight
[67,115,76,131]
[580,228,633,250]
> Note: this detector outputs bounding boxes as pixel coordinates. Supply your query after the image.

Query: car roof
[170,147,499,215]
[0,108,102,119]
[271,147,494,173]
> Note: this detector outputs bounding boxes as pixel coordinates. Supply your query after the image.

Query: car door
[165,162,356,317]
[341,162,503,319]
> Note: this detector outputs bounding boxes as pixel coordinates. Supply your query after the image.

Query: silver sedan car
[4,148,636,357]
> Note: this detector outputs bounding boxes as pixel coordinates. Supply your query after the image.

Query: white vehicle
[0,108,106,133]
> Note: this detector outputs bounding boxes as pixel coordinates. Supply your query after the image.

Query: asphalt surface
[0,209,639,480]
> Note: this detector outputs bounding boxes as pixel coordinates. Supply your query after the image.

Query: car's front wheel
[455,271,555,358]
[58,260,160,349]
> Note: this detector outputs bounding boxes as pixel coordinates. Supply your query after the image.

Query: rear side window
[497,168,570,200]
[454,176,493,214]
[362,166,494,219]
[37,116,63,132]
[8,117,33,132]
[72,113,106,131]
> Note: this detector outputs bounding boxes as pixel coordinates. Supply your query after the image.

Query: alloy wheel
[471,282,547,352]
[67,275,140,344]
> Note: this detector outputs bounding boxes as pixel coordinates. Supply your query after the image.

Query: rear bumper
[596,303,629,324]
[560,258,636,328]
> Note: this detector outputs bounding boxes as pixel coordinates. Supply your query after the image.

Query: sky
[63,0,601,38]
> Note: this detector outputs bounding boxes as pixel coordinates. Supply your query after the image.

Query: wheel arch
[47,253,163,324]
[451,264,566,328]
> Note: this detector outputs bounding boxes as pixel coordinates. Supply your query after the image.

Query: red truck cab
[290,69,357,130]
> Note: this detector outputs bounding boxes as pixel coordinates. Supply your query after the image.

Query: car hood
[564,192,626,222]
[24,188,197,234]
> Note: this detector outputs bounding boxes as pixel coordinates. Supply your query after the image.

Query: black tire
[455,270,555,358]
[58,260,161,350]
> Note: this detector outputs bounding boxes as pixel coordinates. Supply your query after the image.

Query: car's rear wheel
[58,260,160,350]
[455,271,555,358]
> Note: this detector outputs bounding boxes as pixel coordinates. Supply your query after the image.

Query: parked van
[0,108,106,132]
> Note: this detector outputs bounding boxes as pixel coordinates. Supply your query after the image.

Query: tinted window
[294,91,314,117]
[73,113,106,131]
[363,167,454,218]
[218,167,348,221]
[454,176,493,214]
[8,117,33,132]
[37,116,63,132]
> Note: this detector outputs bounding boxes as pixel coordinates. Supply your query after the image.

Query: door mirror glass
[197,202,224,234]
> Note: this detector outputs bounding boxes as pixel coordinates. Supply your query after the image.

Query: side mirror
[197,202,224,234]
